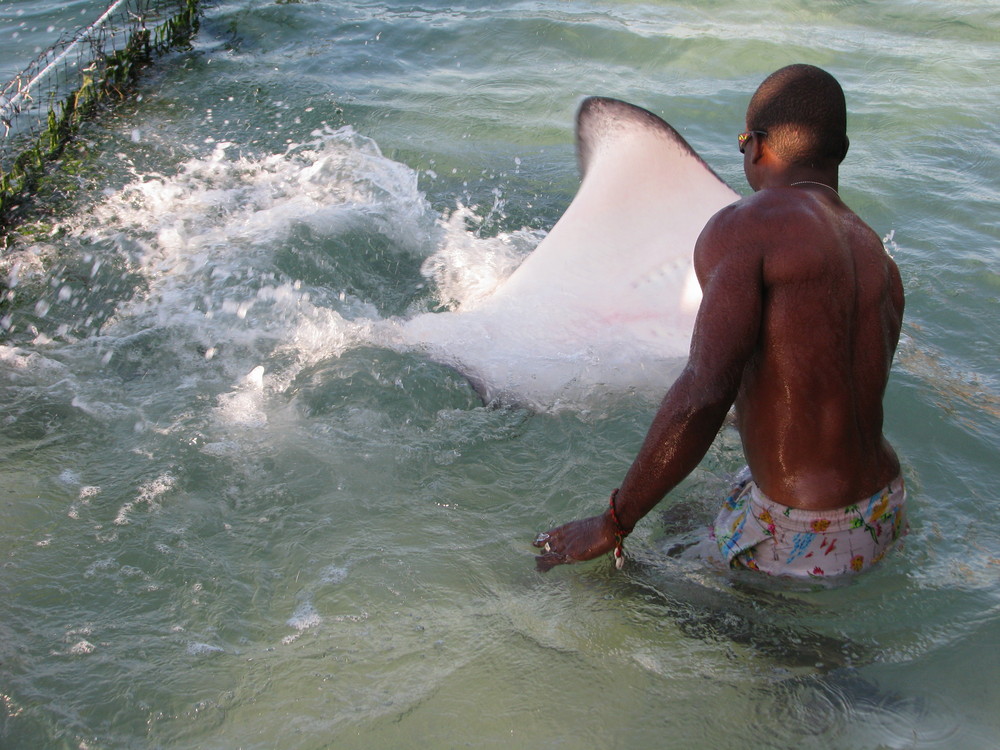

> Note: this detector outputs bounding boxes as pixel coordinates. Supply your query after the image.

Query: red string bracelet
[608,488,629,569]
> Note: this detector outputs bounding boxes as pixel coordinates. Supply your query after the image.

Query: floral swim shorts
[712,468,907,578]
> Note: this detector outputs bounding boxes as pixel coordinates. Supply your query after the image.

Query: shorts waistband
[747,475,906,534]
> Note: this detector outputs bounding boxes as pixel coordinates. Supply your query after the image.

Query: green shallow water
[1,1,998,748]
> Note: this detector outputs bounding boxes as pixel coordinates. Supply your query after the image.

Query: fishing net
[0,0,200,231]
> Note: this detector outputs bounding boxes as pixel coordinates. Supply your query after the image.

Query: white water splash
[418,205,543,311]
[113,473,177,526]
[282,600,323,644]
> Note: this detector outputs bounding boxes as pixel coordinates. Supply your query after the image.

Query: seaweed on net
[0,0,202,234]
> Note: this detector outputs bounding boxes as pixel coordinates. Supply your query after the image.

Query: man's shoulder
[693,197,767,282]
[702,188,801,236]
[696,191,788,256]
[696,187,859,283]
[711,187,861,247]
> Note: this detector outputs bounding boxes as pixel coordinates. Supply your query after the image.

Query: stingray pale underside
[400,97,739,407]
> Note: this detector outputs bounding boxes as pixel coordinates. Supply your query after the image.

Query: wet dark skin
[534,126,904,572]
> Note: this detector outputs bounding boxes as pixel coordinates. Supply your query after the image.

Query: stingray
[398,97,739,407]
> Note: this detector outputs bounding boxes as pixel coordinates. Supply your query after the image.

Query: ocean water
[1,1,998,748]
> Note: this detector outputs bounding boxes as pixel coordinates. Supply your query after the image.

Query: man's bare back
[533,64,907,577]
[705,183,904,510]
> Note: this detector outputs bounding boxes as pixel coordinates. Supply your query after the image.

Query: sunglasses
[738,130,767,154]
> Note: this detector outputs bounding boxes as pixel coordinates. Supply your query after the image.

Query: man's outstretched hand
[532,512,618,572]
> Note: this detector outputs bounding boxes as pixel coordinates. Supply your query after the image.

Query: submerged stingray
[399,97,739,407]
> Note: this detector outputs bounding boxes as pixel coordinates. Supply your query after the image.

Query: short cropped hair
[746,64,849,167]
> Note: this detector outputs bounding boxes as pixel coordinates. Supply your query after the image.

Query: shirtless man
[534,64,907,579]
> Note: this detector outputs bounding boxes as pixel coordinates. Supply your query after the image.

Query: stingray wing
[400,97,739,406]
[488,97,737,341]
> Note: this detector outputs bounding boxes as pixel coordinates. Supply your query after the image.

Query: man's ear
[842,135,851,161]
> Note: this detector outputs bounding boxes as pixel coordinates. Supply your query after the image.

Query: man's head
[745,64,849,169]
